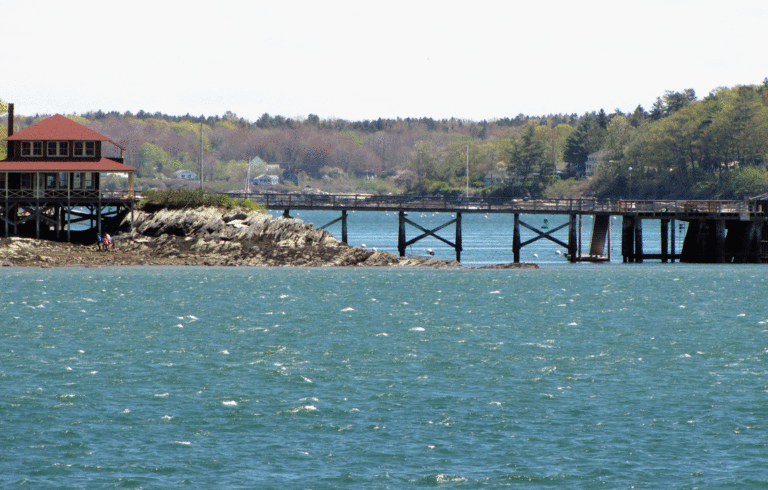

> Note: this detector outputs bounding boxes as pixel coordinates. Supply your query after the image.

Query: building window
[73,141,96,157]
[21,173,33,189]
[46,173,57,189]
[85,173,95,189]
[59,172,69,189]
[47,141,69,157]
[21,142,43,157]
[73,172,83,189]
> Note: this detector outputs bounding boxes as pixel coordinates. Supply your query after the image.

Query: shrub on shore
[138,188,264,212]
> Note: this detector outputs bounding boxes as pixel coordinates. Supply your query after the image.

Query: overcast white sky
[3,0,767,122]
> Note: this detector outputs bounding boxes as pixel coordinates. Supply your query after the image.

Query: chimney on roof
[7,103,13,137]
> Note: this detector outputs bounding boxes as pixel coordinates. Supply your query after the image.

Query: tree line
[2,80,767,199]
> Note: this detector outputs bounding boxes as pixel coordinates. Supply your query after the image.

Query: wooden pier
[0,191,134,242]
[229,192,768,264]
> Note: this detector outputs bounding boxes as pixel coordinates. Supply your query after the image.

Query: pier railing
[226,192,762,218]
[2,189,135,201]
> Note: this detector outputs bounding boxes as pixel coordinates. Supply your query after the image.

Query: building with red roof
[1,105,135,241]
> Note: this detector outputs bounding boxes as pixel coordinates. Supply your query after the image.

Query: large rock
[119,207,462,268]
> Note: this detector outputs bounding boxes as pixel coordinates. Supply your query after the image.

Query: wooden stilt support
[341,210,348,244]
[715,219,725,263]
[634,218,643,263]
[670,218,676,263]
[513,213,521,263]
[577,214,583,259]
[67,201,72,243]
[661,219,669,263]
[318,210,349,244]
[97,191,103,237]
[283,209,291,218]
[622,216,634,263]
[455,212,462,263]
[568,214,577,263]
[398,211,406,257]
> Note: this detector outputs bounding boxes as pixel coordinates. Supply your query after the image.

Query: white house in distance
[174,169,197,181]
[484,169,508,188]
[253,174,280,186]
[585,150,605,178]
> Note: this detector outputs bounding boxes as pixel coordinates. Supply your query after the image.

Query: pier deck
[229,193,756,219]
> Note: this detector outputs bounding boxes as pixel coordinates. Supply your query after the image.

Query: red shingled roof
[0,158,135,172]
[7,114,112,141]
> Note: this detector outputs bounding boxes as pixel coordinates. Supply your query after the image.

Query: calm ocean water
[2,262,768,489]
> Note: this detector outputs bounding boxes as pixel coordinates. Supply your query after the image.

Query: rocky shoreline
[0,207,538,269]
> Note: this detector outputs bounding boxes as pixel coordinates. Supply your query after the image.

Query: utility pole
[200,118,204,189]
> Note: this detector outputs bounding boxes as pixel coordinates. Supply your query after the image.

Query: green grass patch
[138,188,264,212]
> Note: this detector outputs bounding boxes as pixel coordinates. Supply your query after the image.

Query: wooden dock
[229,193,768,264]
[1,191,134,242]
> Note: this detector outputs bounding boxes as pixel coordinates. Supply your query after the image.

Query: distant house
[484,169,508,188]
[584,151,605,177]
[174,169,197,181]
[253,174,280,186]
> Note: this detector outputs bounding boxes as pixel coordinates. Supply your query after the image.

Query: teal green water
[2,265,767,489]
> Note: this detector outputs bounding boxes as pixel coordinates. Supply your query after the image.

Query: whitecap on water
[410,327,425,332]
[155,393,170,397]
[289,405,317,413]
[162,415,173,421]
[341,307,355,312]
[222,400,238,406]
[434,474,467,484]
[174,441,191,445]
[489,290,501,294]
[737,313,746,317]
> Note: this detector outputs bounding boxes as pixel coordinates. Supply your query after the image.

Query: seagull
[555,250,562,255]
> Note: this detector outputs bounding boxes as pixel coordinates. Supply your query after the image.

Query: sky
[3,0,767,122]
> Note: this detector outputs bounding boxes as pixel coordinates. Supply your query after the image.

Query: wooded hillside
[3,80,768,199]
